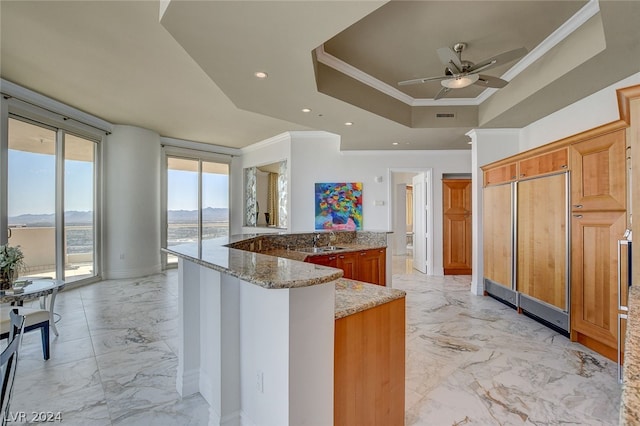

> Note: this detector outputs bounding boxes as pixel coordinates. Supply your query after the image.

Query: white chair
[1,301,50,361]
[1,310,25,426]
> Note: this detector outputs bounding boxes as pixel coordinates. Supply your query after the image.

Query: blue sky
[168,169,229,211]
[8,150,229,216]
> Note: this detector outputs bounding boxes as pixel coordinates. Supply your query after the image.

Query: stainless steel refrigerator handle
[619,240,629,312]
[619,312,628,383]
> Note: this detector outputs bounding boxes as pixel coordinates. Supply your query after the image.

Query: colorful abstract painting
[315,182,363,230]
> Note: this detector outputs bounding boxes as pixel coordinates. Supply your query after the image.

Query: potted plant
[0,244,26,290]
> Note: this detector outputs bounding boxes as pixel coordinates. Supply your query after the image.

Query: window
[163,151,229,266]
[4,117,99,283]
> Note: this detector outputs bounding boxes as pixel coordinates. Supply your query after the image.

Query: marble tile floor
[2,257,620,425]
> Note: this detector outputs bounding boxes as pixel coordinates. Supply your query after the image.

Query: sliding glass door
[63,134,97,282]
[165,154,229,266]
[7,119,57,278]
[5,117,99,283]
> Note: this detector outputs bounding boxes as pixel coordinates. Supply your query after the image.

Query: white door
[412,173,427,273]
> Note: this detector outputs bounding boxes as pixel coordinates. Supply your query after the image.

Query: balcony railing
[7,222,230,278]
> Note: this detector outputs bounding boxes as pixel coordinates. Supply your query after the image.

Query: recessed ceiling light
[254,71,268,79]
[345,122,353,126]
[302,108,311,113]
[392,142,399,146]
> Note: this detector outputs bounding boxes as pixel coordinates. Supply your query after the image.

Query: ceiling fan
[398,42,528,100]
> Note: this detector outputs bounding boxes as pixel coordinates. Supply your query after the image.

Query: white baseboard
[176,368,200,397]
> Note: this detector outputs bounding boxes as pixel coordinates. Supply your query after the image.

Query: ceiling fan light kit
[398,42,527,99]
[441,73,479,89]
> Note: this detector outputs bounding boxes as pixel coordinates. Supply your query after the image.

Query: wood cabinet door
[337,252,358,280]
[570,130,626,212]
[516,173,567,310]
[483,183,512,288]
[571,210,627,360]
[306,254,337,268]
[358,249,386,285]
[334,298,405,426]
[518,148,568,179]
[443,179,472,275]
[484,163,517,186]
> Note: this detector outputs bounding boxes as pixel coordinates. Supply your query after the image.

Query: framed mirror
[244,160,287,228]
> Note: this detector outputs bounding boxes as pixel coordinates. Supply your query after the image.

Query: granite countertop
[621,285,640,424]
[334,278,406,319]
[163,238,343,290]
[164,232,402,317]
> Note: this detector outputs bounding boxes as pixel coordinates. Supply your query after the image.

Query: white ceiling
[1,1,639,151]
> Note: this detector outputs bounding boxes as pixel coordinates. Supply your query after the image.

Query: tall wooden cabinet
[571,210,627,359]
[569,129,627,361]
[482,123,628,361]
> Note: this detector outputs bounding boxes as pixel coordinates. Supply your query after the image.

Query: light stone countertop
[334,278,406,319]
[621,285,640,425]
[164,237,343,289]
[164,233,405,319]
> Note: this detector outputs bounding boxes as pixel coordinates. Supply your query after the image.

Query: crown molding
[315,0,600,108]
[241,132,291,153]
[315,45,480,107]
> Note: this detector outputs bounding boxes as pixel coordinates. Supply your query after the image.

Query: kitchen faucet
[313,233,321,247]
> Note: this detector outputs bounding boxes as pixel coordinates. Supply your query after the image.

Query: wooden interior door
[443,179,472,275]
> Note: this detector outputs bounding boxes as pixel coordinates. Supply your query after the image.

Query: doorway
[2,116,100,284]
[390,169,433,275]
[442,176,472,275]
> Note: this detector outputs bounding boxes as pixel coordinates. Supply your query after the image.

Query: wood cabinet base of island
[334,297,406,426]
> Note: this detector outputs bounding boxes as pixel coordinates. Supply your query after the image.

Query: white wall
[521,72,640,151]
[288,131,471,275]
[103,125,161,279]
[232,131,471,274]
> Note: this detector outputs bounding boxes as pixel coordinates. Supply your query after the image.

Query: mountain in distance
[168,207,229,223]
[9,211,94,227]
[9,207,229,227]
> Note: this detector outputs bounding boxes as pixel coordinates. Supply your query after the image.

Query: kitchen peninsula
[164,231,406,426]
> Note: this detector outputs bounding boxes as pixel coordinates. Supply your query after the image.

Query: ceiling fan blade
[468,47,528,73]
[398,75,449,86]
[433,87,451,100]
[474,75,509,88]
[436,47,463,73]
